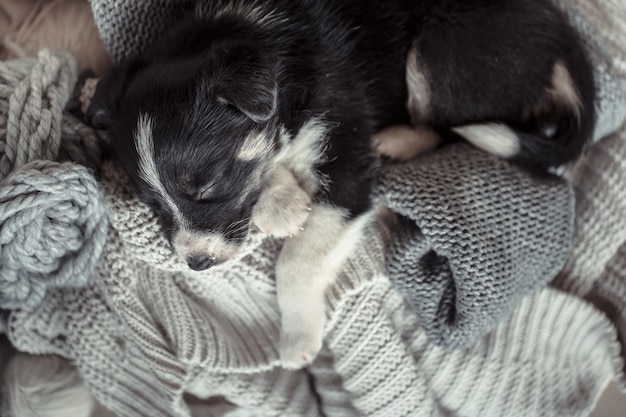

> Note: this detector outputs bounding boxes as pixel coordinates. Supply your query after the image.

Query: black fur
[88,0,595,269]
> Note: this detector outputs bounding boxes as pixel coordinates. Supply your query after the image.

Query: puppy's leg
[371,125,441,161]
[252,164,312,238]
[276,206,373,369]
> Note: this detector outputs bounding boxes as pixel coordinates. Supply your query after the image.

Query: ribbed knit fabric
[3,1,626,416]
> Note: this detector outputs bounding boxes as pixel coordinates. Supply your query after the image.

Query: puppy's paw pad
[252,186,311,238]
[279,330,322,370]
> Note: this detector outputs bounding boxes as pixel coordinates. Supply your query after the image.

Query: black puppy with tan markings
[88,0,595,368]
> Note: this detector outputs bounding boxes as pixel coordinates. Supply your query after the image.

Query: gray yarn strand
[0,161,108,309]
[0,50,75,179]
[0,49,108,310]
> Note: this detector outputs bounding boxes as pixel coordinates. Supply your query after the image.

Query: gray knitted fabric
[89,0,189,63]
[377,144,574,347]
[0,50,108,310]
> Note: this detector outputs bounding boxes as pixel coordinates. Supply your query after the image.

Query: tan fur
[405,47,432,124]
[371,125,441,161]
[529,60,583,122]
[550,60,583,119]
[236,131,275,162]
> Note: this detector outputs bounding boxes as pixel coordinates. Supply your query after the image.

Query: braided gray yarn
[0,49,108,310]
[0,50,74,176]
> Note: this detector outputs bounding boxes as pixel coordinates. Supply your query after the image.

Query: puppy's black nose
[187,255,216,271]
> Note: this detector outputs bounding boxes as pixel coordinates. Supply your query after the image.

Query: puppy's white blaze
[551,60,582,119]
[173,228,239,263]
[406,47,431,124]
[453,123,521,158]
[237,130,274,161]
[135,114,186,226]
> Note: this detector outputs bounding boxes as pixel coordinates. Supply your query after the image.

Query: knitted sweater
[2,1,626,416]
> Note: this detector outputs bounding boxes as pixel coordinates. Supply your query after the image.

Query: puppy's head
[88,22,280,271]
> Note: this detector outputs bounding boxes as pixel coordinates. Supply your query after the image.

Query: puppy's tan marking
[372,125,441,161]
[237,130,275,161]
[405,47,431,124]
[529,60,583,123]
[550,60,583,119]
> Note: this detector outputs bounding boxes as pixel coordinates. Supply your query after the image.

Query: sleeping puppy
[87,0,595,368]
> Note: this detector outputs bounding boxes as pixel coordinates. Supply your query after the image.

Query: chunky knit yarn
[0,49,107,310]
[4,1,626,416]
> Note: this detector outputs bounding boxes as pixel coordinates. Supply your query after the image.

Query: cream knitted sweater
[4,1,626,416]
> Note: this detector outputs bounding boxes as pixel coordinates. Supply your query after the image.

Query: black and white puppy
[88,0,595,368]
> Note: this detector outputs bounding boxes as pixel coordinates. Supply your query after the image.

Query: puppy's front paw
[371,125,441,161]
[252,168,312,238]
[279,327,323,370]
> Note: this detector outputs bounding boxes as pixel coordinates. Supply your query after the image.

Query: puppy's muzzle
[186,255,217,271]
[173,229,240,271]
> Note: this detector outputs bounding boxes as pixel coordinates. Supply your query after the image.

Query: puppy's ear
[216,49,278,124]
[86,59,144,130]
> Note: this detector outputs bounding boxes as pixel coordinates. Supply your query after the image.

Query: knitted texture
[88,0,189,63]
[377,144,574,348]
[0,49,107,310]
[4,1,626,416]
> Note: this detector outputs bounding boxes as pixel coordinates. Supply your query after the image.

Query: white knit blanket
[4,1,626,416]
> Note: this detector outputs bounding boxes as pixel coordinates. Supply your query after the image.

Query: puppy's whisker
[225,217,252,235]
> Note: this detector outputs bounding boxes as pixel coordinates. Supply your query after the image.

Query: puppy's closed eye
[194,182,235,203]
[196,183,217,202]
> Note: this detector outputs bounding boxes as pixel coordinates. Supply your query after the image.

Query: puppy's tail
[454,61,596,169]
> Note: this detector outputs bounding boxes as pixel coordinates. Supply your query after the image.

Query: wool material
[377,143,574,348]
[0,50,107,310]
[3,0,626,416]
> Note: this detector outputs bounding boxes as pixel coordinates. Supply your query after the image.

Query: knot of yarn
[0,160,108,309]
[0,49,76,178]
